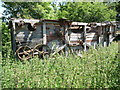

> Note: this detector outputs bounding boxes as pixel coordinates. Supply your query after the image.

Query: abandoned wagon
[8,18,117,60]
[8,18,72,60]
[67,22,89,52]
[98,21,116,46]
[87,21,117,47]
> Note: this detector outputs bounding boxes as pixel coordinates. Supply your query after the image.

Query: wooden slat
[86,33,97,35]
[86,38,97,41]
[47,35,65,42]
[46,23,54,25]
[86,40,97,42]
[69,26,79,29]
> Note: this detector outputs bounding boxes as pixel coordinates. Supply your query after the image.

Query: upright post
[109,26,112,43]
[43,22,46,45]
[84,25,87,51]
[43,22,47,52]
[11,22,16,54]
[107,26,111,46]
[65,25,68,44]
[65,24,69,56]
[98,26,102,44]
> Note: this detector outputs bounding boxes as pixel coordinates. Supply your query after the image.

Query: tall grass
[2,42,120,88]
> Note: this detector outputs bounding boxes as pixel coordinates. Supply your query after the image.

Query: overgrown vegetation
[2,23,11,59]
[2,42,120,88]
[2,2,119,22]
[1,2,120,89]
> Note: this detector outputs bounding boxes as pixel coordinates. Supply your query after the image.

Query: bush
[2,23,12,59]
[2,42,120,88]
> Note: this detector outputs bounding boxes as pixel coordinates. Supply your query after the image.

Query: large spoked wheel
[33,44,51,58]
[16,46,33,60]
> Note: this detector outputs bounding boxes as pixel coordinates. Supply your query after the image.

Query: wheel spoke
[43,52,49,54]
[26,50,30,53]
[18,52,24,55]
[16,46,32,60]
[23,51,29,55]
[33,45,51,58]
[35,49,40,52]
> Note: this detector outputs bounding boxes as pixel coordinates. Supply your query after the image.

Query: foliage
[2,42,120,88]
[2,2,118,22]
[2,2,55,19]
[2,22,11,58]
[0,19,2,52]
[116,1,120,21]
[1,2,120,88]
[57,2,117,22]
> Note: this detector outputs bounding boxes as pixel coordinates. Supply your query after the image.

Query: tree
[2,2,54,20]
[116,1,120,21]
[2,23,11,58]
[2,2,117,22]
[57,2,117,22]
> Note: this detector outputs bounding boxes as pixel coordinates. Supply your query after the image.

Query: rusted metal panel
[45,21,65,51]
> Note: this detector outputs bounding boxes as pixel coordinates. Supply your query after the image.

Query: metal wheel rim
[16,46,32,60]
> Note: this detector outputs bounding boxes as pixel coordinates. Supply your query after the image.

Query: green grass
[2,42,120,88]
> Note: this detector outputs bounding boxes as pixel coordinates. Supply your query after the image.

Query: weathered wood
[11,22,17,54]
[43,22,47,45]
[84,25,87,51]
[9,19,117,60]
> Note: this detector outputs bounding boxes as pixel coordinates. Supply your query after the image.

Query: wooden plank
[69,26,79,29]
[84,25,87,51]
[86,38,97,40]
[71,22,88,25]
[69,40,83,46]
[43,22,47,45]
[65,25,69,44]
[86,35,98,38]
[86,40,98,42]
[86,33,97,35]
[12,22,16,54]
[69,33,83,41]
[47,35,64,42]
[69,41,83,43]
